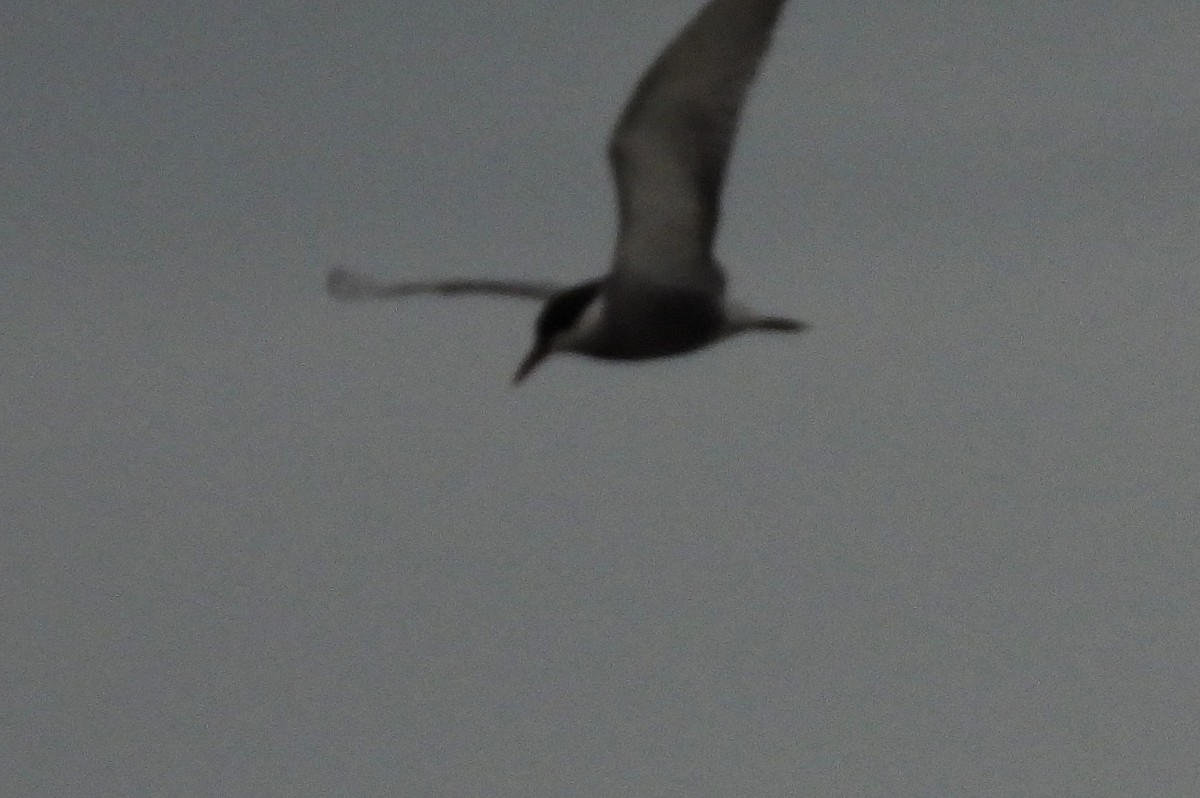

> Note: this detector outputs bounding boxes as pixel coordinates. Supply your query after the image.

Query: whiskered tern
[328,0,806,383]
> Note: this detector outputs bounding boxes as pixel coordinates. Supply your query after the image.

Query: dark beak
[512,344,550,384]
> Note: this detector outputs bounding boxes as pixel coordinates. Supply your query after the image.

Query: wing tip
[325,267,379,300]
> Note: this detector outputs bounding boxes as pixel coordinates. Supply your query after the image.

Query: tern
[328,0,806,383]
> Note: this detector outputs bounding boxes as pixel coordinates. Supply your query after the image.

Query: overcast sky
[5,1,1200,796]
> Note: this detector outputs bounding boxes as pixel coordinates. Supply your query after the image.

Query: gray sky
[5,1,1200,795]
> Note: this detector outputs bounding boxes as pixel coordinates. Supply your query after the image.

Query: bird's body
[540,279,725,360]
[329,0,805,382]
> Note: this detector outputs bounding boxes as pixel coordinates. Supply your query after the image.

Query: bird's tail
[723,305,809,335]
[745,317,808,333]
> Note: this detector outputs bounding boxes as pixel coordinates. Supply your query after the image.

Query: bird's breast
[584,284,725,360]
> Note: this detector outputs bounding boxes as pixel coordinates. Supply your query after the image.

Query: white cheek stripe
[557,294,607,350]
[577,295,606,335]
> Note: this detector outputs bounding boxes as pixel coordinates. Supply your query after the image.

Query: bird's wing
[608,0,789,288]
[326,268,563,301]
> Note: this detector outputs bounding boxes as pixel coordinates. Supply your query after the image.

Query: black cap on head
[514,280,604,384]
[534,279,604,343]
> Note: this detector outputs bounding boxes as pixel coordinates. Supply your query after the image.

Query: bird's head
[513,280,605,383]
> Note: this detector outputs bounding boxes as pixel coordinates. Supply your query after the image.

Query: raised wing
[608,0,789,287]
[326,268,563,301]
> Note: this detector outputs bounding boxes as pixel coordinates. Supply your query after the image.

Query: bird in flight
[328,0,805,383]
